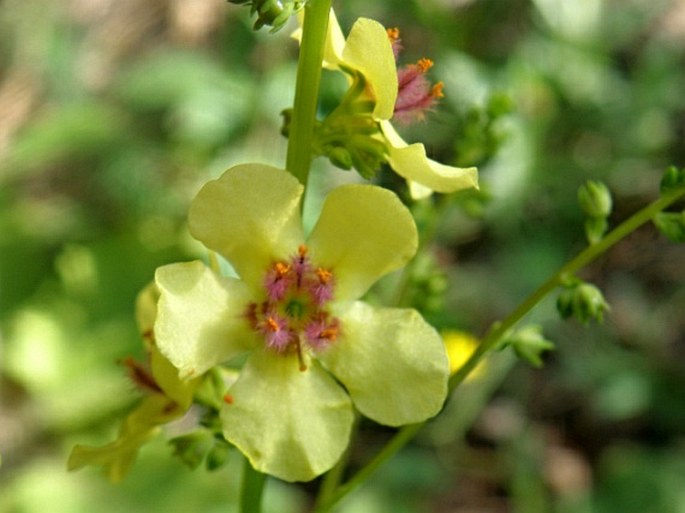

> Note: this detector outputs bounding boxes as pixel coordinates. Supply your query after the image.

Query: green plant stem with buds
[313,184,685,512]
[285,0,331,188]
[239,1,331,511]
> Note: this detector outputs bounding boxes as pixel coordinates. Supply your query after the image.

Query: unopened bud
[328,146,353,170]
[578,180,612,219]
[505,325,555,368]
[557,282,610,324]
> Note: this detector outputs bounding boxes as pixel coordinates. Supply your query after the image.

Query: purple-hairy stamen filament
[304,316,340,351]
[386,26,445,125]
[260,313,293,352]
[309,267,335,305]
[264,261,293,301]
[394,58,444,124]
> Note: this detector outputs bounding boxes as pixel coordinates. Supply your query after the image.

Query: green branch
[239,458,267,513]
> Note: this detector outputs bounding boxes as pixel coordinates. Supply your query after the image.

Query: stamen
[320,326,339,342]
[261,314,292,351]
[122,356,163,394]
[316,268,332,284]
[431,81,444,99]
[244,302,259,328]
[386,27,400,40]
[264,261,293,301]
[265,317,279,332]
[223,393,234,405]
[417,58,433,73]
[275,262,290,276]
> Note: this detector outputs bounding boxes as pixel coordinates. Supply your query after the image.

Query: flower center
[245,245,340,370]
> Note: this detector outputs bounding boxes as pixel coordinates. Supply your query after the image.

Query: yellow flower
[315,10,478,198]
[153,164,450,481]
[443,330,486,380]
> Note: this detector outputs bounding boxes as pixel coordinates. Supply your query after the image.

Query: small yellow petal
[443,330,486,379]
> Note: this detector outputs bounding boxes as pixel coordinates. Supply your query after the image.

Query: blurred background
[1,0,685,511]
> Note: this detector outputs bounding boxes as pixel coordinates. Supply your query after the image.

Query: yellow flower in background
[443,330,486,380]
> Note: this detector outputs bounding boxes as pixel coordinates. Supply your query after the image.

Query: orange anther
[417,58,434,73]
[431,81,445,98]
[223,394,234,405]
[316,268,332,284]
[274,262,290,276]
[265,317,280,332]
[386,27,400,41]
[298,245,308,257]
[320,327,339,341]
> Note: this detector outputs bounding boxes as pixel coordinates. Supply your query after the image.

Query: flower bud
[505,325,555,368]
[169,431,214,469]
[578,180,612,219]
[557,282,610,324]
[206,439,231,471]
[327,146,353,170]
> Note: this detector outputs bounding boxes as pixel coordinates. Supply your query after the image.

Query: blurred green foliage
[1,0,685,512]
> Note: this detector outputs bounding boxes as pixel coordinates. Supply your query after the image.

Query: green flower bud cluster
[578,180,613,244]
[170,432,231,471]
[404,251,448,314]
[499,325,554,368]
[454,92,514,168]
[557,280,610,324]
[228,0,306,32]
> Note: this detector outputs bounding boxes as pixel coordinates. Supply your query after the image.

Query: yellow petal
[155,261,256,379]
[188,164,304,287]
[343,18,398,120]
[319,302,449,426]
[381,121,479,195]
[307,184,418,301]
[221,349,353,482]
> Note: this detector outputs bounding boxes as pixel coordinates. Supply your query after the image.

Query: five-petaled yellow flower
[153,163,450,482]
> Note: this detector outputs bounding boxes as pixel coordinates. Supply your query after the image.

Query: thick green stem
[315,185,685,513]
[285,0,331,187]
[240,458,266,513]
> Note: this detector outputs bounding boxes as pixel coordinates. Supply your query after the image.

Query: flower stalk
[285,0,332,187]
[240,458,267,513]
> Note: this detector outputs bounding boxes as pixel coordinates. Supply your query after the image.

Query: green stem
[240,458,266,513]
[315,185,685,513]
[314,415,359,511]
[285,0,331,187]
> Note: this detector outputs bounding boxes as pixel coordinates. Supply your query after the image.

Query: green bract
[319,10,479,198]
[154,163,449,482]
